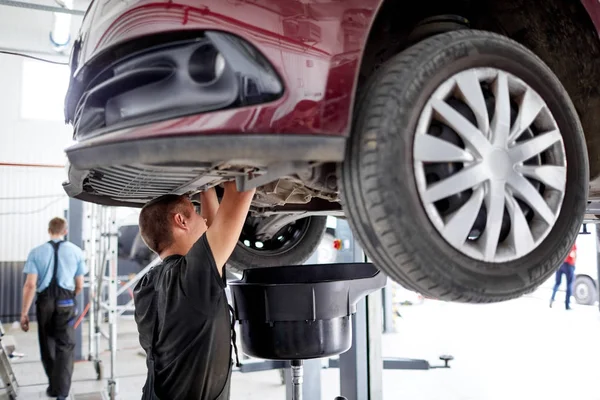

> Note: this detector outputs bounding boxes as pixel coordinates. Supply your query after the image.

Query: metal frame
[338,298,371,400]
[283,359,321,400]
[114,259,161,316]
[0,321,19,400]
[82,202,98,364]
[83,204,120,399]
[337,224,383,400]
[381,286,395,334]
[68,198,85,361]
[0,0,86,15]
[335,219,452,400]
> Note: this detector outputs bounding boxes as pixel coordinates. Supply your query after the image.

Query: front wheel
[340,30,588,303]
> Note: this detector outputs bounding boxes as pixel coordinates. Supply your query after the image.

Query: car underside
[66,159,342,214]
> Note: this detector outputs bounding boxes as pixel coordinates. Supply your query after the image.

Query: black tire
[227,216,328,273]
[340,30,588,303]
[573,276,597,306]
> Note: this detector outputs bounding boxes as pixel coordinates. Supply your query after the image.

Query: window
[20,59,70,121]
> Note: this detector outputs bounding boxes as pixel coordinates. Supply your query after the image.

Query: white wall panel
[0,1,89,319]
[0,0,85,55]
[0,166,69,261]
[0,54,74,165]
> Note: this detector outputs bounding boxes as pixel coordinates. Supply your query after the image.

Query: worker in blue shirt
[20,217,88,400]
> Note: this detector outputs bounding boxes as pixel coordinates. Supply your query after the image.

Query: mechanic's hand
[221,180,237,190]
[202,186,217,195]
[20,314,29,332]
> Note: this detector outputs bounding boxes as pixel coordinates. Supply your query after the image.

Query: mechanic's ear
[173,213,187,229]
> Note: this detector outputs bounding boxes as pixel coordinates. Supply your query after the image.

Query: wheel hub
[487,148,512,180]
[240,216,310,255]
[576,284,588,299]
[413,68,567,263]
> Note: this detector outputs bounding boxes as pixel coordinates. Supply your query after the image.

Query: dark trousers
[551,262,576,309]
[36,296,76,397]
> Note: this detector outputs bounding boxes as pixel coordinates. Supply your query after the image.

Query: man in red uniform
[549,243,577,310]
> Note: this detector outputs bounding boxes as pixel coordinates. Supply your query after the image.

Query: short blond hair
[48,217,67,235]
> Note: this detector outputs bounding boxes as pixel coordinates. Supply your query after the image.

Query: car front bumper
[69,31,284,142]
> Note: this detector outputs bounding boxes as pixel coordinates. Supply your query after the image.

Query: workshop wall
[0,0,84,57]
[0,52,73,320]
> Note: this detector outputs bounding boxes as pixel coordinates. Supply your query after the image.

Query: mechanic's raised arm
[205,181,256,274]
[200,187,219,227]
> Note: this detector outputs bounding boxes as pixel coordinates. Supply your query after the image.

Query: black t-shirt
[134,234,232,400]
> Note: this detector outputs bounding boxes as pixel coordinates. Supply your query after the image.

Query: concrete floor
[2,287,600,400]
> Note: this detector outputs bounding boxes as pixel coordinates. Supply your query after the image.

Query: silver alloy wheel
[413,68,567,263]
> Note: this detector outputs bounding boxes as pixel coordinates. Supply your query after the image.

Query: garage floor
[3,287,599,400]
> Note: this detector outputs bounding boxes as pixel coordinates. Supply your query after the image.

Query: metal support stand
[84,204,120,399]
[290,360,303,400]
[83,203,98,366]
[0,322,18,400]
[381,286,395,334]
[334,218,451,399]
[337,219,380,400]
[366,291,383,400]
[68,198,85,361]
[339,299,370,400]
[115,258,161,316]
[284,359,322,400]
[79,203,163,399]
[596,224,600,313]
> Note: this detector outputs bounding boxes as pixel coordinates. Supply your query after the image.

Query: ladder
[83,204,120,399]
[0,321,19,399]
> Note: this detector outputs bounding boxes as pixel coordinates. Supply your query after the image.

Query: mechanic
[20,217,87,400]
[549,243,577,310]
[134,181,255,400]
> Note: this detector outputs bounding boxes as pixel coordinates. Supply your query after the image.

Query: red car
[63,0,600,303]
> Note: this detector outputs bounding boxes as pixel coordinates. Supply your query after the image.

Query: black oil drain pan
[229,263,387,360]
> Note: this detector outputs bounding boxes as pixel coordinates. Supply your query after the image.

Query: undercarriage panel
[66,161,341,214]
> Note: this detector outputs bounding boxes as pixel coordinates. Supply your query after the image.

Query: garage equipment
[80,204,120,399]
[229,217,453,400]
[74,204,451,399]
[0,320,19,400]
[230,262,387,400]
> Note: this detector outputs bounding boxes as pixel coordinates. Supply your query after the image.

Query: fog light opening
[188,44,226,84]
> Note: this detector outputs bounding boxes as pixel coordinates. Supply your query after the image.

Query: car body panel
[69,0,382,140]
[67,0,600,143]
